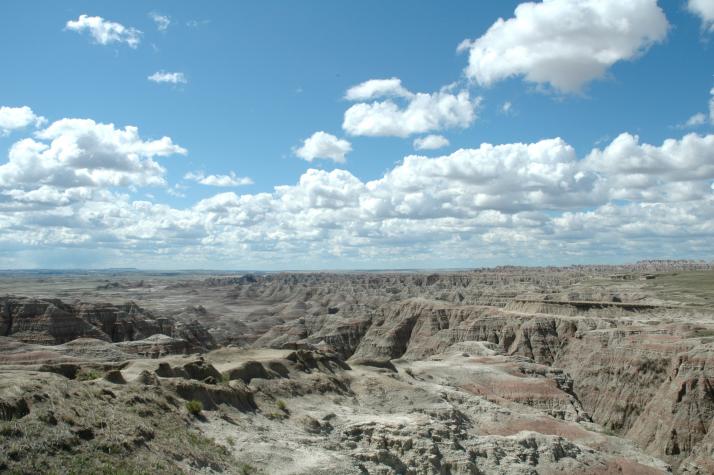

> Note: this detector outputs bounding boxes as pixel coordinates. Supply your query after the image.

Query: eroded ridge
[1,262,713,473]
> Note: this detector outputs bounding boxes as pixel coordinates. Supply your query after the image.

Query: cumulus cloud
[344,78,413,101]
[413,134,450,151]
[343,81,479,137]
[688,0,714,31]
[0,118,186,190]
[65,15,142,48]
[295,131,352,163]
[184,171,253,187]
[552,199,714,249]
[150,12,171,32]
[583,132,714,202]
[458,0,668,93]
[681,113,707,128]
[148,71,188,84]
[2,116,714,267]
[0,106,46,135]
[363,138,601,219]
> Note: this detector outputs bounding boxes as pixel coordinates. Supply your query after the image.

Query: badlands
[1,261,714,474]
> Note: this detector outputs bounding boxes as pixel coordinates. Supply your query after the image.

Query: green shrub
[265,412,286,420]
[76,369,101,381]
[276,400,287,412]
[240,463,258,475]
[185,400,203,416]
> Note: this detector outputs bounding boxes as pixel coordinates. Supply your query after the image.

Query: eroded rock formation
[1,263,713,473]
[0,296,216,353]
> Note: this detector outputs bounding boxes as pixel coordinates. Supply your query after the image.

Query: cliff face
[554,328,676,434]
[0,297,216,352]
[1,298,108,344]
[332,298,714,470]
[555,327,714,471]
[626,345,714,467]
[348,299,607,364]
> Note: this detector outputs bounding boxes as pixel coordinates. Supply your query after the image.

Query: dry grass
[644,271,714,307]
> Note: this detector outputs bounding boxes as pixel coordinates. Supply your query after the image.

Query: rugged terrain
[1,262,713,474]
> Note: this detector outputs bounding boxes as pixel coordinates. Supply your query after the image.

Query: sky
[0,0,713,270]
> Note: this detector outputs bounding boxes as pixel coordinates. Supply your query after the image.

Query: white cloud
[166,184,186,198]
[343,81,479,137]
[184,171,253,187]
[295,131,352,163]
[2,115,714,267]
[413,134,450,151]
[365,138,601,218]
[681,113,707,128]
[186,20,211,29]
[501,101,513,115]
[150,12,171,32]
[583,132,714,202]
[148,71,188,85]
[66,15,142,48]
[344,78,413,101]
[458,0,668,93]
[688,0,714,31]
[0,106,46,135]
[0,118,186,190]
[552,199,714,248]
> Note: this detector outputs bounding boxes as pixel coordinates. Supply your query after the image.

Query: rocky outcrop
[505,295,669,317]
[553,328,679,435]
[348,299,607,365]
[169,379,256,411]
[631,346,714,461]
[1,298,107,345]
[304,315,373,359]
[465,431,667,475]
[556,333,714,470]
[0,297,215,353]
[154,359,222,382]
[116,334,190,357]
[342,298,714,470]
[225,360,273,383]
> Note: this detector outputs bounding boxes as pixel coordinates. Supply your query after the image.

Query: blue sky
[1,0,713,269]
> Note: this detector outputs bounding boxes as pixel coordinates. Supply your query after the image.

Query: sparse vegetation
[0,381,234,474]
[265,411,287,420]
[185,399,203,416]
[689,328,714,338]
[76,368,102,381]
[643,271,714,307]
[240,463,258,475]
[276,399,287,412]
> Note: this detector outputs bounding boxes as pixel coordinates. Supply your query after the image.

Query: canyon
[1,262,713,474]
